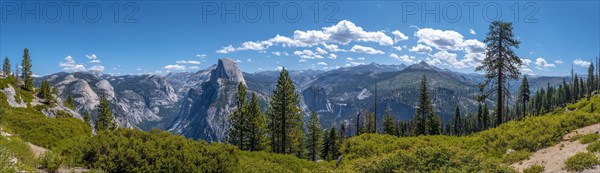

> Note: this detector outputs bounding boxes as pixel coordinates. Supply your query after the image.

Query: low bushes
[580,133,599,144]
[565,152,598,171]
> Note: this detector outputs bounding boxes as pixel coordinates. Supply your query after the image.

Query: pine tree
[518,76,530,118]
[482,104,490,130]
[320,128,330,160]
[267,68,304,154]
[415,75,440,135]
[247,93,268,151]
[477,104,483,131]
[355,110,361,136]
[453,106,462,136]
[65,93,75,109]
[382,109,396,136]
[574,74,580,102]
[305,112,322,161]
[96,95,116,131]
[476,21,522,127]
[327,126,339,160]
[38,80,54,106]
[364,111,376,133]
[82,111,91,125]
[588,63,595,101]
[2,57,10,76]
[427,111,442,135]
[338,124,346,141]
[229,82,248,150]
[21,48,33,91]
[580,76,586,99]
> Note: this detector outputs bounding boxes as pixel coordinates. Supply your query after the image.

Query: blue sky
[0,1,598,76]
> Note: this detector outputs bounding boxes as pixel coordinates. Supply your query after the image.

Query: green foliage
[237,151,333,172]
[382,110,396,136]
[0,134,36,171]
[38,151,64,172]
[55,110,72,118]
[0,95,91,150]
[82,129,238,172]
[96,95,116,131]
[502,150,530,164]
[229,83,268,151]
[565,152,598,171]
[2,56,10,77]
[21,48,33,91]
[522,164,544,173]
[38,80,53,105]
[305,112,322,161]
[338,96,600,172]
[0,146,16,173]
[267,68,304,155]
[518,76,530,119]
[64,93,75,110]
[321,126,340,161]
[587,141,600,153]
[10,85,33,105]
[476,21,522,126]
[415,75,440,136]
[570,134,584,142]
[579,133,599,144]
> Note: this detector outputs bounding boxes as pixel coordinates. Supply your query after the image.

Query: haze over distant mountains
[36,59,569,141]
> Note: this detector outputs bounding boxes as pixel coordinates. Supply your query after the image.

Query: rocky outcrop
[37,72,182,130]
[1,86,27,108]
[169,58,244,141]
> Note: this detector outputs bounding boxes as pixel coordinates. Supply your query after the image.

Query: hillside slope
[336,96,600,172]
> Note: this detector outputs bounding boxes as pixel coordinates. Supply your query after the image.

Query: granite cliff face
[168,58,245,141]
[37,72,181,130]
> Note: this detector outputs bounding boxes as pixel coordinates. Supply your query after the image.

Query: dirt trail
[511,123,600,172]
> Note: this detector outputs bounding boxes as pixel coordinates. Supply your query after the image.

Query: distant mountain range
[36,59,570,141]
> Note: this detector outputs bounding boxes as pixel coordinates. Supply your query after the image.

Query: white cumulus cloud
[317,62,328,66]
[59,56,87,72]
[216,20,394,53]
[573,58,591,67]
[350,45,384,54]
[390,53,415,64]
[392,30,409,43]
[415,28,464,51]
[409,44,432,54]
[163,64,187,71]
[535,57,555,70]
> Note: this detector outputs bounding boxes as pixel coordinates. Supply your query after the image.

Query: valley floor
[512,123,600,172]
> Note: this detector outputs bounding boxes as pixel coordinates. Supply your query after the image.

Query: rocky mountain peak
[211,58,245,84]
[404,61,441,72]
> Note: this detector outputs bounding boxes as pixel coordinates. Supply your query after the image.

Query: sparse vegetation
[580,133,599,144]
[565,152,598,171]
[38,151,64,172]
[587,141,600,153]
[523,164,544,173]
[503,150,531,164]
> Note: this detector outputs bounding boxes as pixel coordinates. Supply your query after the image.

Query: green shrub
[565,152,598,171]
[38,151,64,172]
[503,150,530,164]
[82,129,239,172]
[0,146,16,173]
[580,133,599,144]
[55,110,72,118]
[570,134,584,142]
[0,134,36,171]
[523,164,544,173]
[587,141,600,153]
[0,105,91,149]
